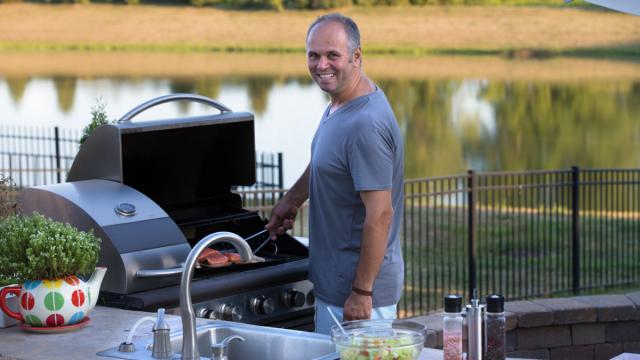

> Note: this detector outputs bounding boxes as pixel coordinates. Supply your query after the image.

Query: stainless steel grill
[18,94,315,330]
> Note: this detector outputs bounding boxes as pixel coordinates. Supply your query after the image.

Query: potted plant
[0,213,105,330]
[0,174,18,328]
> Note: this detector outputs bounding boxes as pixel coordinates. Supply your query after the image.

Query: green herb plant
[0,213,101,282]
[79,98,114,146]
[0,175,16,219]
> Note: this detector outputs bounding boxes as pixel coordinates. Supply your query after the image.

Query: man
[266,13,404,335]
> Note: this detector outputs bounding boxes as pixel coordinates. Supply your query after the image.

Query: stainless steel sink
[174,321,335,359]
[97,320,338,360]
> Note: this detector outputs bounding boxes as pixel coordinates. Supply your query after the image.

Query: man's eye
[308,53,318,59]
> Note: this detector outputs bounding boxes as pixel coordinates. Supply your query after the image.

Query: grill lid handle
[117,93,232,123]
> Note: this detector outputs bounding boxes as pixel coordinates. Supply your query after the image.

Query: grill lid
[67,94,256,209]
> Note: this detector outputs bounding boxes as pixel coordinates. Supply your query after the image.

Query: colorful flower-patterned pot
[0,267,106,327]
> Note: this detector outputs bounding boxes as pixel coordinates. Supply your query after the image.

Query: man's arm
[343,189,393,321]
[266,164,311,239]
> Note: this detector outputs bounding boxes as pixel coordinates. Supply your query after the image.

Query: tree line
[2,0,563,10]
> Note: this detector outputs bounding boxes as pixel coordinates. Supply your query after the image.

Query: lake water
[1,53,640,187]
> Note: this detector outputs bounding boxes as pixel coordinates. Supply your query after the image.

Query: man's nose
[317,56,329,70]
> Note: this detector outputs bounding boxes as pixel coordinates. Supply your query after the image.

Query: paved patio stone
[507,330,517,352]
[626,292,640,308]
[606,322,640,343]
[595,342,622,360]
[572,323,605,345]
[506,311,518,331]
[532,298,596,325]
[574,295,640,322]
[623,341,640,353]
[425,329,438,348]
[507,349,550,359]
[505,301,553,328]
[412,314,443,348]
[517,326,571,350]
[549,345,594,360]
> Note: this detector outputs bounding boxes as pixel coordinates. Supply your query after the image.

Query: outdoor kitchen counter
[0,306,188,360]
[0,306,453,360]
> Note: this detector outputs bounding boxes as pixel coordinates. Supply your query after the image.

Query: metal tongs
[245,229,273,254]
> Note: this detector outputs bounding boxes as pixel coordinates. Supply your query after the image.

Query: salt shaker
[443,294,464,360]
[484,294,506,360]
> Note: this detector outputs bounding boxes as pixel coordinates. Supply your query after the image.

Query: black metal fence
[0,125,283,190]
[237,167,640,318]
[0,125,80,187]
[2,126,638,318]
[401,167,640,317]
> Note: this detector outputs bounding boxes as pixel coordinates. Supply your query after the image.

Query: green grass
[2,41,639,60]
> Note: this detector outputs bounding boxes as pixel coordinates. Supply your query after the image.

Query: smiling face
[306,20,362,101]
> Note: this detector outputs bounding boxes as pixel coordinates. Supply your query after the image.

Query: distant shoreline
[1,42,638,59]
[0,3,638,58]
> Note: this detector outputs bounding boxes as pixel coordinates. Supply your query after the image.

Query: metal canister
[466,297,484,360]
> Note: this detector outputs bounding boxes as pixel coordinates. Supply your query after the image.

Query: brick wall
[411,292,640,360]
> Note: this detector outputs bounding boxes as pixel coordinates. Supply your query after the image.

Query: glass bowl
[330,319,426,360]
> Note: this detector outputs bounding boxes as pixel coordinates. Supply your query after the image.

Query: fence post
[277,152,284,190]
[571,166,581,295]
[54,126,61,184]
[467,169,477,300]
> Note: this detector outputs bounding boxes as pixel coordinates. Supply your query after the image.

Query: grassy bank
[0,3,638,57]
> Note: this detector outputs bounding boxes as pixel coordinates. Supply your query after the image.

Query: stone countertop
[0,306,185,360]
[0,306,451,360]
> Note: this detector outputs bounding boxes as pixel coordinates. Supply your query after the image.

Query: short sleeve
[349,127,394,191]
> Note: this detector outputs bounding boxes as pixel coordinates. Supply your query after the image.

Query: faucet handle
[211,335,244,360]
[152,308,172,359]
[153,308,170,332]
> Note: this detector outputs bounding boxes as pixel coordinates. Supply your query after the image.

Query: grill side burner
[18,94,315,330]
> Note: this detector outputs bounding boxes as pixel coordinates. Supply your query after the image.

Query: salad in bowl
[331,319,426,360]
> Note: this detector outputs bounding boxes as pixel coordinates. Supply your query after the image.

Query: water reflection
[2,74,640,185]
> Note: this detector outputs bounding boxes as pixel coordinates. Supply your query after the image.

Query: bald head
[306,13,360,56]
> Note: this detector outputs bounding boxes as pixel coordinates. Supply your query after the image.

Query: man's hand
[343,292,372,321]
[266,199,299,240]
[266,164,310,240]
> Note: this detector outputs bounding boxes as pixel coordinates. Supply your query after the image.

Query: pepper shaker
[485,294,506,360]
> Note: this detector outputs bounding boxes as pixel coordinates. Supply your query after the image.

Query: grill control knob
[307,289,315,306]
[250,296,275,315]
[283,289,306,308]
[217,304,242,322]
[196,307,214,319]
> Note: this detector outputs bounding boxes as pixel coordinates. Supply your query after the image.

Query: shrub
[226,0,284,10]
[309,0,350,9]
[0,176,15,219]
[284,0,310,9]
[0,213,101,282]
[79,98,114,146]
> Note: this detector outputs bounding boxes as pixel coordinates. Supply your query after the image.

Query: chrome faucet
[179,231,263,360]
[210,335,244,360]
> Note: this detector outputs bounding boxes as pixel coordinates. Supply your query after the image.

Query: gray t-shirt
[308,87,404,308]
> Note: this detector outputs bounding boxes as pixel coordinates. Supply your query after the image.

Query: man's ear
[353,47,362,67]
